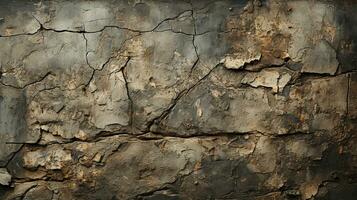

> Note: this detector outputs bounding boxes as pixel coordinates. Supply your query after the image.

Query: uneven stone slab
[0,86,32,166]
[3,132,355,200]
[0,0,356,199]
[151,73,348,136]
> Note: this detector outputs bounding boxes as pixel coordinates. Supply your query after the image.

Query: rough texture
[0,0,356,199]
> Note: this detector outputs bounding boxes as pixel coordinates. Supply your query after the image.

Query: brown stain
[224,4,291,67]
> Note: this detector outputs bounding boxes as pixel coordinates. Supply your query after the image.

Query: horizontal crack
[0,72,53,89]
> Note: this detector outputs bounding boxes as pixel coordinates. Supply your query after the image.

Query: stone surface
[302,40,339,75]
[22,145,72,170]
[223,51,261,70]
[0,0,356,200]
[241,68,292,93]
[0,168,11,186]
[0,86,32,166]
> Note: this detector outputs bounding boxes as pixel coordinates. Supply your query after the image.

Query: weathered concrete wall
[0,0,356,199]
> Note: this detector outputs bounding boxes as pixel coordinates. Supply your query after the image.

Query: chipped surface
[223,51,262,70]
[241,68,292,92]
[0,0,357,199]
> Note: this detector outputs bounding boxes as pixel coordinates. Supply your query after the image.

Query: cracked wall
[0,0,356,199]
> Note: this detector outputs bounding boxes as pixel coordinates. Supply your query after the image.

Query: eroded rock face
[0,0,356,199]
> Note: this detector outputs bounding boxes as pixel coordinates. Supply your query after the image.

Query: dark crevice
[0,1,355,199]
[3,144,25,168]
[0,72,53,89]
[82,33,95,71]
[83,70,95,89]
[147,130,263,139]
[0,4,218,41]
[120,57,134,130]
[272,131,313,138]
[1,9,199,38]
[4,127,324,148]
[19,184,38,200]
[150,9,193,33]
[239,82,277,92]
[189,56,200,75]
[80,33,140,90]
[284,70,356,89]
[81,33,96,89]
[146,63,222,132]
[135,186,171,199]
[190,4,200,74]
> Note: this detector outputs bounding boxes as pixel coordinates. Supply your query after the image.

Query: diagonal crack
[119,57,133,130]
[3,144,25,168]
[146,62,222,132]
[19,183,38,200]
[150,9,194,33]
[80,32,140,90]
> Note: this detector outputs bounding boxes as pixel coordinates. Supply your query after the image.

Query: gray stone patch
[0,86,35,166]
[302,40,339,75]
